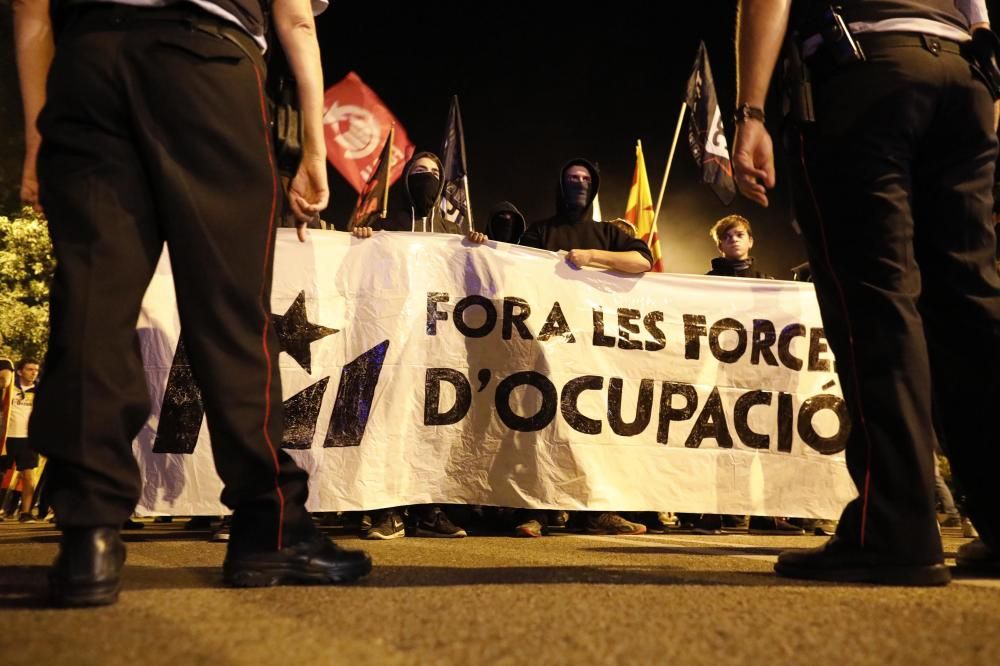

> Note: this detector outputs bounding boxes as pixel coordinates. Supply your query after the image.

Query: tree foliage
[0,206,54,360]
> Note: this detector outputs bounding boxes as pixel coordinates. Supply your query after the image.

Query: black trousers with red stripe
[31,4,313,552]
[787,34,1000,562]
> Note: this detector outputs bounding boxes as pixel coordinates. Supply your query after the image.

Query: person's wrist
[734,103,766,125]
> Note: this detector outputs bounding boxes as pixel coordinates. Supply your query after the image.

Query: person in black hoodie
[516,159,652,537]
[484,202,527,244]
[520,159,653,273]
[351,151,483,540]
[352,152,486,239]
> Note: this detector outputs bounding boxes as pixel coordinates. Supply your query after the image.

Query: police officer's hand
[352,225,374,239]
[733,120,776,207]
[288,154,329,242]
[20,161,42,214]
[466,231,487,244]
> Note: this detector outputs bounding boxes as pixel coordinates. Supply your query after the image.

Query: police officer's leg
[788,45,942,563]
[912,53,1000,549]
[33,22,163,531]
[124,21,311,553]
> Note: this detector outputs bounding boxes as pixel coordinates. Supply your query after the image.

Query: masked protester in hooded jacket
[484,201,526,244]
[511,159,653,538]
[368,152,465,235]
[520,159,653,274]
[349,150,474,540]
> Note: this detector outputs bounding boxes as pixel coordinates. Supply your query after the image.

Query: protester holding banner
[518,158,653,536]
[484,202,527,244]
[354,153,447,234]
[734,0,1000,584]
[17,0,372,606]
[521,160,653,275]
[351,150,483,539]
[352,152,488,241]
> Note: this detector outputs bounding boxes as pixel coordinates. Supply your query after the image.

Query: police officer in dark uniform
[15,0,371,606]
[733,0,1000,584]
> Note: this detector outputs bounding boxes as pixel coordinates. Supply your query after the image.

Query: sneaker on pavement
[749,516,806,535]
[223,532,372,587]
[212,518,231,542]
[692,514,723,535]
[359,513,373,532]
[586,512,647,535]
[955,539,1000,576]
[548,510,569,529]
[962,517,979,539]
[813,520,837,536]
[515,519,545,538]
[722,515,749,530]
[364,510,406,540]
[18,512,37,523]
[414,507,467,538]
[939,515,962,528]
[184,516,216,531]
[658,512,678,528]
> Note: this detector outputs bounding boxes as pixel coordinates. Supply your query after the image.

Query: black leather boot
[49,527,126,607]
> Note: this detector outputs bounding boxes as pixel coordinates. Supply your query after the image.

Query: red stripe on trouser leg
[250,58,285,551]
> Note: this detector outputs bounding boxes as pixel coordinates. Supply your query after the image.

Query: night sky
[315,1,807,277]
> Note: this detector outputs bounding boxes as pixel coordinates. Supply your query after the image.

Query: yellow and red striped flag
[624,140,664,271]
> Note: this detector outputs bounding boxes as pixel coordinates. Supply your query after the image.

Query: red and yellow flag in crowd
[624,140,664,272]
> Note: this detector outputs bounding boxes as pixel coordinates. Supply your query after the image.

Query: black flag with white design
[684,41,736,205]
[348,126,394,229]
[439,95,473,232]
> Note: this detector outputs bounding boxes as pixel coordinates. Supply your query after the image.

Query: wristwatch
[733,103,766,125]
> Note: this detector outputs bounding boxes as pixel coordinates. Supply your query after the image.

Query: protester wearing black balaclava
[563,166,590,213]
[485,202,526,244]
[520,158,653,274]
[358,151,466,235]
[345,149,483,541]
[406,162,441,220]
[514,158,654,539]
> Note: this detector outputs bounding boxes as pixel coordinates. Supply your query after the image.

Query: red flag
[323,72,414,193]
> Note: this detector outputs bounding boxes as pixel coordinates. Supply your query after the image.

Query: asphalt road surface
[1,519,996,665]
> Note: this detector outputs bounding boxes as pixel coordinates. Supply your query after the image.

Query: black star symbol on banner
[272,290,339,374]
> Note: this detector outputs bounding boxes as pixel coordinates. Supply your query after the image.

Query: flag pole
[454,95,474,233]
[652,101,687,228]
[463,174,474,232]
[381,124,395,219]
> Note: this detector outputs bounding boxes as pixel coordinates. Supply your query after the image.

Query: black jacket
[520,159,653,267]
[707,256,771,279]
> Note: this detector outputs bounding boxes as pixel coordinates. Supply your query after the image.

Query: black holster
[782,32,815,124]
[965,28,1000,100]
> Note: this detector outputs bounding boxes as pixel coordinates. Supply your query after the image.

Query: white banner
[135,230,855,518]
